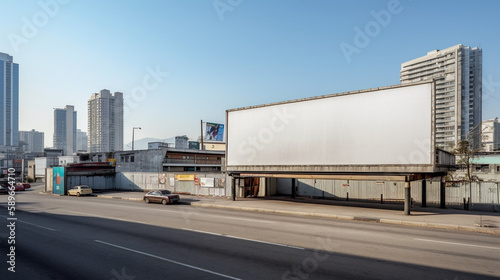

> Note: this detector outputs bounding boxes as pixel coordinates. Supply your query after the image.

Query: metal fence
[116,172,228,196]
[276,178,500,212]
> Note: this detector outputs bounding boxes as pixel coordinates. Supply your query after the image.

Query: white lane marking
[415,238,500,250]
[0,215,57,231]
[95,240,241,280]
[184,228,305,250]
[211,215,276,224]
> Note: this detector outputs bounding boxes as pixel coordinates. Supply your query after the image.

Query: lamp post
[132,127,141,151]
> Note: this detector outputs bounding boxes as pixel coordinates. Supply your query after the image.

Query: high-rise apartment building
[53,105,77,155]
[88,89,123,153]
[19,129,44,153]
[77,129,88,152]
[0,52,19,148]
[400,44,482,151]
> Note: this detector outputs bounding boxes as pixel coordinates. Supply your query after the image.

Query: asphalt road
[0,184,499,280]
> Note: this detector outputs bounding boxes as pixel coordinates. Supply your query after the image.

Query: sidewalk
[91,191,500,235]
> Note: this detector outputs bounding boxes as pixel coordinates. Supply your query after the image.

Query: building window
[475,165,489,172]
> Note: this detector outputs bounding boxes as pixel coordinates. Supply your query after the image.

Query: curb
[190,202,500,235]
[92,194,143,202]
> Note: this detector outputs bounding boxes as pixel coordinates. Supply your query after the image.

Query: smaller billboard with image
[205,122,224,141]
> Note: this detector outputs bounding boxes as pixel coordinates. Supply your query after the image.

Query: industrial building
[400,44,482,151]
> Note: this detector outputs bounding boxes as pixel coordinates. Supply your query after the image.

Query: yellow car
[67,185,93,197]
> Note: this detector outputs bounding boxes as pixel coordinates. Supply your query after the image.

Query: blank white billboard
[227,83,433,167]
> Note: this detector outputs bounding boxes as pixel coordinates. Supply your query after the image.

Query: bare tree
[452,140,479,182]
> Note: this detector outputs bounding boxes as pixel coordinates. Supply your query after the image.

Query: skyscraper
[0,52,19,148]
[53,105,77,155]
[400,44,482,151]
[76,129,88,152]
[19,129,44,153]
[88,89,123,153]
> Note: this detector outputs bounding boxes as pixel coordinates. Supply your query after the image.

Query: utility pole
[200,120,204,150]
[132,127,141,151]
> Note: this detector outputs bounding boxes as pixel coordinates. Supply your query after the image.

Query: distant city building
[77,129,88,152]
[473,118,500,152]
[88,89,123,153]
[53,105,77,155]
[175,135,188,149]
[401,44,482,151]
[19,129,44,153]
[148,142,170,150]
[43,148,64,158]
[0,52,19,147]
[188,141,200,150]
[481,118,500,152]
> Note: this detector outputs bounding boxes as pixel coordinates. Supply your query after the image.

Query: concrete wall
[45,168,53,193]
[35,157,59,177]
[115,149,166,173]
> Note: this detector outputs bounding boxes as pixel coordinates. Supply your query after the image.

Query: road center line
[414,238,500,250]
[94,240,241,280]
[184,228,305,250]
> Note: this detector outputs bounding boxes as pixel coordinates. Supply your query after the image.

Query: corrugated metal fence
[116,172,228,196]
[277,179,500,212]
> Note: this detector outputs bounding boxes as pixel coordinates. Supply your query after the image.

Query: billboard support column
[231,176,236,201]
[404,178,411,215]
[422,179,427,207]
[440,176,446,209]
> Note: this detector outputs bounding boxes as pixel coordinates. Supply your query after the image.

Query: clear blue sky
[1,0,499,148]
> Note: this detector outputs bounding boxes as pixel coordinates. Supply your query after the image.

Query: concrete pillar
[421,179,427,207]
[404,181,411,215]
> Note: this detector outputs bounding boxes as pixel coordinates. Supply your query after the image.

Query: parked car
[67,185,93,197]
[144,190,180,205]
[14,183,25,191]
[21,182,31,189]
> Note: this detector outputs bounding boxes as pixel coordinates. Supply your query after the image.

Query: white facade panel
[227,83,433,167]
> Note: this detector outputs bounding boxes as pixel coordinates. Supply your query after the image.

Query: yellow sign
[107,159,117,166]
[175,174,195,181]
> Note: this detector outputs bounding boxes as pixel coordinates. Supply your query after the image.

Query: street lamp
[132,127,141,151]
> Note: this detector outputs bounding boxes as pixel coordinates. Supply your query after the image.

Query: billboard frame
[225,81,453,175]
